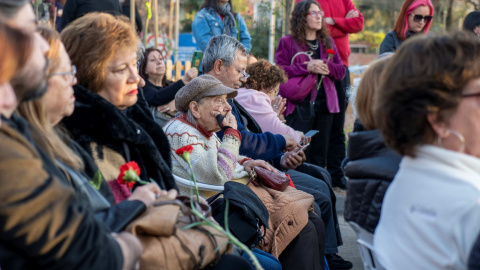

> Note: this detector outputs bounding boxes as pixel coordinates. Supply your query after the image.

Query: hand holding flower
[317,49,336,90]
[128,183,161,207]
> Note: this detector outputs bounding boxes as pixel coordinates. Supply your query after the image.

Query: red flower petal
[117,161,141,186]
[176,145,194,156]
[326,49,336,55]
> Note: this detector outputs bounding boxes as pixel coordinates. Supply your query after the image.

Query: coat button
[137,129,140,134]
[288,220,293,226]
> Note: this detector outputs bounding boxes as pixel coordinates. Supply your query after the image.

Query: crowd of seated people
[3,0,480,269]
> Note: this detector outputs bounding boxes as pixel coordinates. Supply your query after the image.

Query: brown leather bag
[249,166,290,191]
[126,196,232,270]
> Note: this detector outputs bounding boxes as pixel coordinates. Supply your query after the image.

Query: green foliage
[249,21,283,59]
[349,31,385,47]
[89,171,104,190]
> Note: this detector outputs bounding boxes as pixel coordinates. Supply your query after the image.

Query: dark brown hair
[245,59,287,91]
[199,0,237,16]
[61,13,138,93]
[289,0,331,49]
[375,31,480,157]
[139,47,172,87]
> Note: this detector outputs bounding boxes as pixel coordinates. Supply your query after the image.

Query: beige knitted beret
[175,75,238,112]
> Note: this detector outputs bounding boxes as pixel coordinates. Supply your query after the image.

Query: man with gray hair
[0,1,142,269]
[205,34,351,270]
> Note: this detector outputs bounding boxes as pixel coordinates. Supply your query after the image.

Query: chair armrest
[173,175,225,192]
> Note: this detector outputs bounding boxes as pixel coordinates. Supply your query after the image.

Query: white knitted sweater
[164,118,249,196]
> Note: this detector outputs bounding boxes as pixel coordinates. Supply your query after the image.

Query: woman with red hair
[379,0,434,53]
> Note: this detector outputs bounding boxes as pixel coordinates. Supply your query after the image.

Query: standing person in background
[61,0,125,30]
[192,0,251,52]
[379,0,434,54]
[297,0,363,189]
[120,0,143,35]
[276,1,347,193]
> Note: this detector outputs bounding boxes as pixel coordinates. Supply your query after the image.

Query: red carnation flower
[176,145,194,163]
[326,49,335,55]
[117,161,141,189]
[176,145,193,156]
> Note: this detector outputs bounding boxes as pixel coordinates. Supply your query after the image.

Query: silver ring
[155,194,161,198]
[273,105,278,109]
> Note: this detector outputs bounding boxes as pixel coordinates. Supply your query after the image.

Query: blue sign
[177,33,200,62]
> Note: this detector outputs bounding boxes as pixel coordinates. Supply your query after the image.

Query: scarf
[219,3,236,36]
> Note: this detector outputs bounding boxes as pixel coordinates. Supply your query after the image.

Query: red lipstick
[127,89,138,95]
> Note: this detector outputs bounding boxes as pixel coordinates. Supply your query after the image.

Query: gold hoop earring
[437,129,465,152]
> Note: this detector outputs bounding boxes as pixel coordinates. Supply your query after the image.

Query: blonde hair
[61,13,139,93]
[355,57,391,130]
[17,26,83,170]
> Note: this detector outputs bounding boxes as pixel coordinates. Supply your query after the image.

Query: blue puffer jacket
[192,7,252,52]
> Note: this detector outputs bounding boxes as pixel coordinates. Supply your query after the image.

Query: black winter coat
[62,85,177,191]
[61,0,122,30]
[344,129,401,233]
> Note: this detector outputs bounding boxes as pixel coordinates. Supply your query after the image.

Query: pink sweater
[235,88,302,142]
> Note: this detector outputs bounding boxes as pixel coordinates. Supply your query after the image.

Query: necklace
[307,40,319,50]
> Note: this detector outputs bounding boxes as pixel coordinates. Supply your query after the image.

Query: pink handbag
[278,51,317,103]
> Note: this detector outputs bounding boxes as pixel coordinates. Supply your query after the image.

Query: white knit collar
[413,145,480,177]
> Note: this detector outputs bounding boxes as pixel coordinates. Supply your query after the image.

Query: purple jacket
[275,35,345,114]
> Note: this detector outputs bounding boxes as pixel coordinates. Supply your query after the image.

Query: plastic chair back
[348,222,386,270]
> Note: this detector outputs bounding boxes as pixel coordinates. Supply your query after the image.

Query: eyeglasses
[307,11,324,17]
[412,14,433,23]
[233,64,250,79]
[48,65,77,84]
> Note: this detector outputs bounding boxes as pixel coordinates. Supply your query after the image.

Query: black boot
[325,254,353,270]
[332,176,347,190]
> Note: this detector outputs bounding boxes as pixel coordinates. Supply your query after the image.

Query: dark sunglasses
[412,14,433,23]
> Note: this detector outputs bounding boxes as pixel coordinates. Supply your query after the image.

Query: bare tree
[465,0,480,10]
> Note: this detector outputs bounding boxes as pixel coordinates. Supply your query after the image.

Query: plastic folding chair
[173,174,224,192]
[348,222,386,270]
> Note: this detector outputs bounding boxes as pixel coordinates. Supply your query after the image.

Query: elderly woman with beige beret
[164,75,327,270]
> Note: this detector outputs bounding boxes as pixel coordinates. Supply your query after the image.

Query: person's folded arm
[329,1,364,34]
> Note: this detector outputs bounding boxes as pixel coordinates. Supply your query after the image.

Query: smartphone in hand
[305,130,319,138]
[191,50,203,69]
[296,143,310,154]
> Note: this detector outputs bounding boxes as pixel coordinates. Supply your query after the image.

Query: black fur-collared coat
[62,85,177,191]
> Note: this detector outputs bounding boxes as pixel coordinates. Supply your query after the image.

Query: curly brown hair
[245,59,287,91]
[289,0,331,49]
[375,31,480,157]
